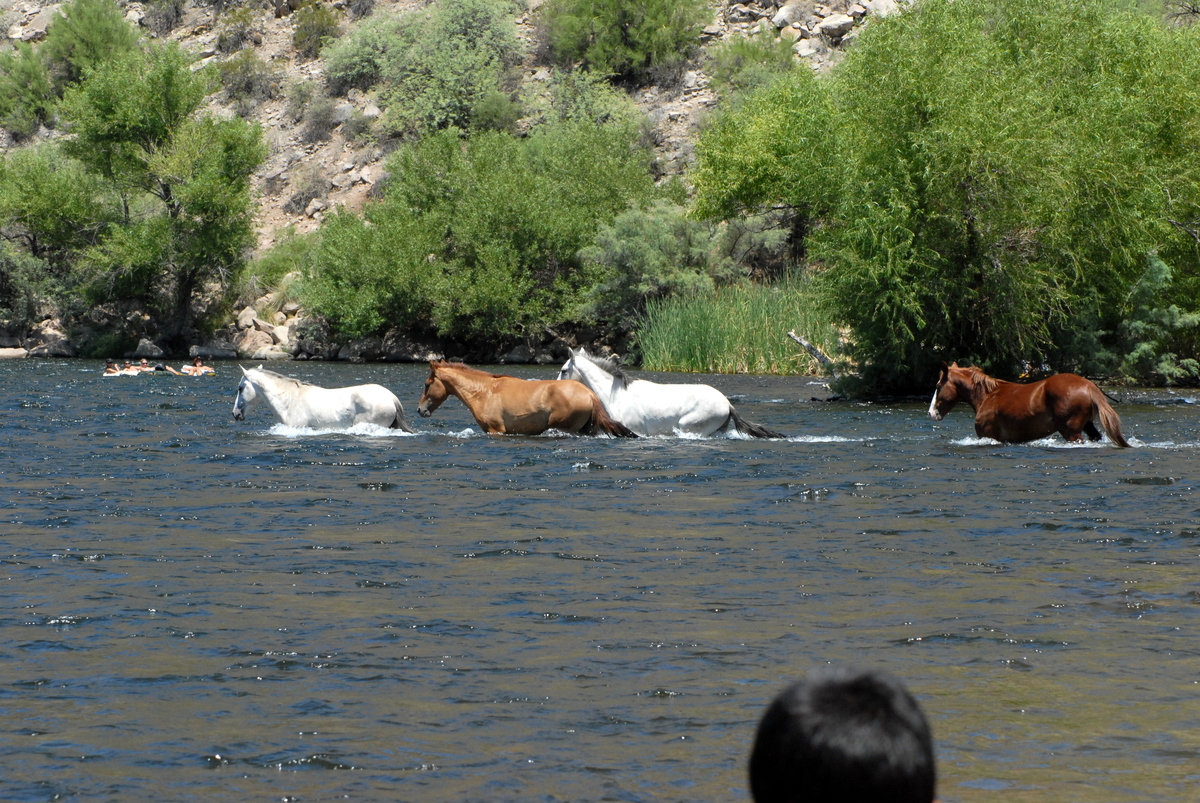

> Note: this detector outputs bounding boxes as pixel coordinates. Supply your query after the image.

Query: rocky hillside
[0,0,899,361]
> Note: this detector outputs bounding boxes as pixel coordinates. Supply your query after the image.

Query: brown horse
[416,360,637,437]
[928,362,1131,447]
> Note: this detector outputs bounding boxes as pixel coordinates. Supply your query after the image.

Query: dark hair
[749,668,935,803]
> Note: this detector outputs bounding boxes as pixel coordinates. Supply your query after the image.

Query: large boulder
[191,343,238,360]
[0,347,28,359]
[236,328,273,357]
[771,1,808,28]
[131,338,166,359]
[10,4,62,42]
[251,346,292,361]
[338,336,384,363]
[816,13,855,39]
[380,330,444,362]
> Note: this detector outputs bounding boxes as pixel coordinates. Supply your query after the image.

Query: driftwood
[787,330,838,378]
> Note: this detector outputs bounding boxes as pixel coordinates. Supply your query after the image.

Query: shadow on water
[1,360,1198,801]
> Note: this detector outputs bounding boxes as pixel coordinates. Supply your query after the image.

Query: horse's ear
[612,353,622,365]
[949,361,959,368]
[240,365,249,376]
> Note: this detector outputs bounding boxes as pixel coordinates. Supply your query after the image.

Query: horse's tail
[391,396,416,433]
[728,407,786,439]
[586,395,637,438]
[1090,386,1130,447]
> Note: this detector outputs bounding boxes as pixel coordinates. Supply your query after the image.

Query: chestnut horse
[416,360,637,437]
[929,362,1130,447]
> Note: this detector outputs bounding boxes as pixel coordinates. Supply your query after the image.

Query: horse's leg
[1083,421,1102,441]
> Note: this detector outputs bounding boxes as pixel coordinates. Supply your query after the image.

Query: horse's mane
[578,351,631,389]
[252,367,319,389]
[961,365,1004,394]
[434,361,517,380]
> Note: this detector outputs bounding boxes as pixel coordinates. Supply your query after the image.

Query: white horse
[556,348,784,438]
[231,366,415,432]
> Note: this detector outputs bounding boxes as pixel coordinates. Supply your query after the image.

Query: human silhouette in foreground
[749,668,936,803]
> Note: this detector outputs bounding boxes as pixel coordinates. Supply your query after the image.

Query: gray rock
[132,338,167,358]
[28,340,76,358]
[816,13,855,38]
[0,347,29,359]
[304,197,328,218]
[794,38,822,57]
[191,343,238,360]
[380,330,443,362]
[236,328,273,357]
[339,336,383,362]
[864,0,900,16]
[251,346,292,361]
[332,102,354,125]
[13,5,62,42]
[237,306,258,330]
[500,345,533,364]
[772,2,807,28]
[728,4,758,23]
[0,334,21,348]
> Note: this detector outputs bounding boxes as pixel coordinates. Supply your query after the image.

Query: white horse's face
[232,374,257,420]
[556,353,578,381]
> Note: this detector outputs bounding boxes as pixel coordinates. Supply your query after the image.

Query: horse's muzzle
[928,410,943,421]
[417,406,431,418]
[232,410,244,421]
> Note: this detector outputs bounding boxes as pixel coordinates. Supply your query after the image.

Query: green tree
[579,201,736,334]
[59,44,266,345]
[42,0,139,90]
[692,0,1200,393]
[302,120,662,342]
[0,42,55,138]
[0,145,113,269]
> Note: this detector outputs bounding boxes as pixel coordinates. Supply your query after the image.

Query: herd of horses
[230,351,1131,447]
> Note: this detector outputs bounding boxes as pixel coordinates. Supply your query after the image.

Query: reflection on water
[1,360,1198,802]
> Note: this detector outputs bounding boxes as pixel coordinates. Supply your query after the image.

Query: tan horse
[416,360,637,437]
[929,362,1130,446]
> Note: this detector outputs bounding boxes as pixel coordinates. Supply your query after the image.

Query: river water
[1,359,1197,802]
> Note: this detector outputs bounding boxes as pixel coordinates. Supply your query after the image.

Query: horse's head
[556,348,583,381]
[232,366,257,421]
[417,361,449,417]
[928,362,960,421]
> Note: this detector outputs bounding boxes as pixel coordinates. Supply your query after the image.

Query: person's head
[123,361,132,368]
[749,668,935,803]
[193,357,204,366]
[105,359,115,367]
[140,358,149,366]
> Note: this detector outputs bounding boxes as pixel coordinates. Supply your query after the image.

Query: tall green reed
[636,276,840,374]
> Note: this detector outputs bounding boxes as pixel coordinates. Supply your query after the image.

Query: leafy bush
[323,13,400,94]
[219,50,278,116]
[283,80,315,124]
[693,0,1200,393]
[293,1,341,60]
[301,120,661,340]
[283,163,328,214]
[325,0,522,134]
[0,242,54,328]
[539,0,709,85]
[144,0,185,36]
[42,0,139,90]
[0,145,112,269]
[578,201,736,334]
[301,95,338,142]
[470,90,522,133]
[707,32,798,102]
[217,7,257,53]
[0,42,55,139]
[1116,255,1200,385]
[348,0,375,21]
